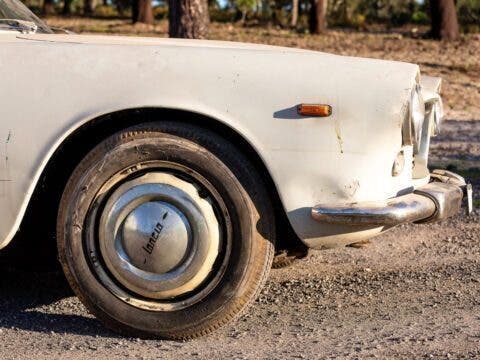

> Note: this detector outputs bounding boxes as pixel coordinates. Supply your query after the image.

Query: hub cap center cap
[122,202,191,274]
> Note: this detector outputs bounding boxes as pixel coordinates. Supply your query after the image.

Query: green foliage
[70,0,85,14]
[94,5,119,18]
[411,11,429,25]
[233,0,258,22]
[314,0,479,31]
[153,4,168,20]
[235,0,257,12]
[328,0,421,27]
[457,0,480,32]
[210,6,237,22]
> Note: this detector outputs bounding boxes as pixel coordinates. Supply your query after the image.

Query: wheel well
[5,108,303,267]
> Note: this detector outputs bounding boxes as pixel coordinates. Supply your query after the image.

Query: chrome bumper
[311,170,473,226]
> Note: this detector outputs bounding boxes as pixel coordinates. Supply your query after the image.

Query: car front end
[311,75,473,233]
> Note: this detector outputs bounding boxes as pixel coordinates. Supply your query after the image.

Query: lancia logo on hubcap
[142,212,168,255]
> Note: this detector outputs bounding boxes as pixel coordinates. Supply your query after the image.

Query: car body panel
[0,33,423,249]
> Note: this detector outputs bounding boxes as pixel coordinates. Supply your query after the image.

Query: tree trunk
[63,0,72,15]
[84,0,96,16]
[116,0,125,17]
[241,9,247,24]
[168,0,210,39]
[309,0,327,34]
[291,0,299,28]
[42,0,55,15]
[132,0,154,24]
[430,0,460,40]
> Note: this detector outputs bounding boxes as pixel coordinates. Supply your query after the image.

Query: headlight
[410,84,425,151]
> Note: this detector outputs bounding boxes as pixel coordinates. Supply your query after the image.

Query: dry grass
[46,17,480,121]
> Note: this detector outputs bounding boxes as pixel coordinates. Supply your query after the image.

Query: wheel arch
[6,107,302,265]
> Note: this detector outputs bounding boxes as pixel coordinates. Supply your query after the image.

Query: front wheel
[57,122,275,339]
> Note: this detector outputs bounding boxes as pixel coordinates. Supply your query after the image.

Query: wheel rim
[85,162,231,311]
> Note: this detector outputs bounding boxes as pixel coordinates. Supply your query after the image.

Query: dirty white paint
[0,130,12,197]
[0,32,429,249]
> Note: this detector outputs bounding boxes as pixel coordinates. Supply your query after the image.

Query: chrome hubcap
[98,172,221,300]
[121,201,191,274]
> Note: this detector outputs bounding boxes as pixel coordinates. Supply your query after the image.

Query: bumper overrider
[312,170,473,226]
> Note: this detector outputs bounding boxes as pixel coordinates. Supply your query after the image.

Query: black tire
[57,122,275,339]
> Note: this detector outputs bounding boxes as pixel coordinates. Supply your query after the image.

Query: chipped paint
[5,130,11,164]
[334,119,344,154]
[1,130,12,182]
[0,131,12,196]
[345,179,361,198]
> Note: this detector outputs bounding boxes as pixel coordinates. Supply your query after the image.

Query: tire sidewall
[58,125,273,338]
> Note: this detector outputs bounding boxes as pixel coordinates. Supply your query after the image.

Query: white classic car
[0,0,472,339]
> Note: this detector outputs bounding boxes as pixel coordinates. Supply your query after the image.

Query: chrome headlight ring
[410,84,425,152]
[432,96,444,136]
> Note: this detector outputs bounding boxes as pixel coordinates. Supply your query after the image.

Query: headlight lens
[410,84,425,151]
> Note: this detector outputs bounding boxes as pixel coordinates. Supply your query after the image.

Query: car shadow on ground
[0,264,120,338]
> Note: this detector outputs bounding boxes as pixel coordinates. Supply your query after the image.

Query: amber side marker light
[297,104,332,117]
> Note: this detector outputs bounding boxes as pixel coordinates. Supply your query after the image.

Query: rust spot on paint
[334,120,344,154]
[345,180,360,198]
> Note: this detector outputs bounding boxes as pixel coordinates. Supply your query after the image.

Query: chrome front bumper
[312,170,473,226]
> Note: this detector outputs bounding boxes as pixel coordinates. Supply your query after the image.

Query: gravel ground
[0,119,479,359]
[0,212,478,359]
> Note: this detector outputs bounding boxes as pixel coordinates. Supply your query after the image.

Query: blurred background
[20,0,480,39]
